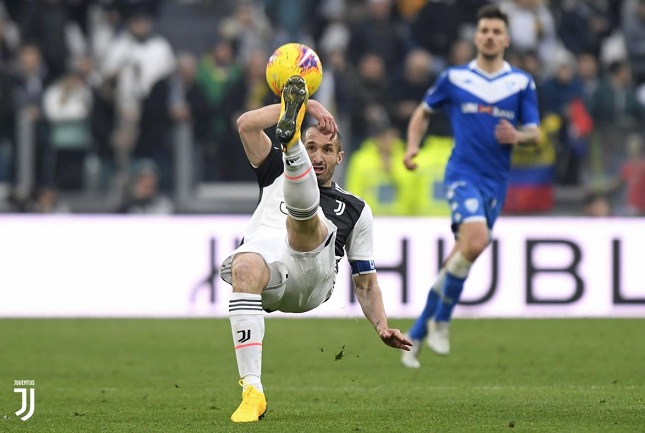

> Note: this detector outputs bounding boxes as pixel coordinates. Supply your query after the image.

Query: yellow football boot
[276,75,309,152]
[230,380,267,423]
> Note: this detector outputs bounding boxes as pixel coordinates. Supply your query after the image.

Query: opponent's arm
[495,119,541,147]
[404,103,431,170]
[352,272,412,351]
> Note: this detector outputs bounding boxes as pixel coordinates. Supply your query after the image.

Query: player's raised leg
[277,76,327,251]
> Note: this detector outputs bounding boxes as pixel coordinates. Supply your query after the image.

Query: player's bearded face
[475,18,509,60]
[304,129,344,187]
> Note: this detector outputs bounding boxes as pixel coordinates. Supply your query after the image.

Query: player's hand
[379,328,413,351]
[495,119,519,145]
[403,149,419,171]
[307,99,337,139]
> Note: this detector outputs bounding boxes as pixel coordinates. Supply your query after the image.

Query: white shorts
[220,214,338,313]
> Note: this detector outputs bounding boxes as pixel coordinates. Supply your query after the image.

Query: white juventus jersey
[242,147,375,264]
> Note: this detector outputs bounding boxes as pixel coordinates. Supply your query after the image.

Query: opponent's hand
[495,119,519,145]
[379,328,413,351]
[307,99,337,139]
[403,148,419,170]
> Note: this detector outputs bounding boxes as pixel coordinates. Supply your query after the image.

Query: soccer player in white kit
[220,75,412,422]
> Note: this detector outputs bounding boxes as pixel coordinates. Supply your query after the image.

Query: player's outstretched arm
[352,272,412,351]
[404,103,431,170]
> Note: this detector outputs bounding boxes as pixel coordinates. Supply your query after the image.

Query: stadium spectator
[42,56,94,191]
[499,0,558,70]
[347,0,407,73]
[220,76,411,422]
[219,1,273,65]
[0,4,19,68]
[608,132,645,216]
[117,159,174,214]
[99,10,176,193]
[10,43,50,192]
[19,0,87,83]
[169,51,213,185]
[540,49,591,186]
[196,35,244,181]
[262,0,315,48]
[348,52,390,145]
[448,38,476,68]
[557,0,612,58]
[400,5,540,368]
[204,49,275,182]
[541,49,584,116]
[387,48,437,136]
[576,52,601,102]
[27,185,71,213]
[622,0,645,85]
[408,0,467,69]
[582,190,613,216]
[214,48,274,181]
[0,66,15,184]
[345,114,413,215]
[587,60,645,178]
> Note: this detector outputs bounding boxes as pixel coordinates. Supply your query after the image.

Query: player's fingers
[391,339,411,350]
[399,333,412,346]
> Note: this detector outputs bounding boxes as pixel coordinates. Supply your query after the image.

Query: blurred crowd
[0,0,643,216]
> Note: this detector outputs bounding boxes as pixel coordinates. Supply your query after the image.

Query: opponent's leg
[401,244,458,367]
[408,268,448,341]
[429,222,486,355]
[400,269,447,368]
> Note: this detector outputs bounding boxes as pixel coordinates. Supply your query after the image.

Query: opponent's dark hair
[302,123,343,152]
[476,4,509,28]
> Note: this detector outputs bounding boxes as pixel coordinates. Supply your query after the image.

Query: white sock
[445,252,473,279]
[431,268,447,295]
[283,140,319,220]
[229,293,264,393]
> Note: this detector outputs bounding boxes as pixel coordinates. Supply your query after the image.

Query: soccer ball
[266,43,323,97]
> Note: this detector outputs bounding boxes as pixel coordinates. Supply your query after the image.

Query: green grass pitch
[1,318,644,432]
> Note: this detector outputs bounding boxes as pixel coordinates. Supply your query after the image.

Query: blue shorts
[445,180,504,236]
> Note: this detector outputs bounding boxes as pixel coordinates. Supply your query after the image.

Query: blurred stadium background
[0,0,644,216]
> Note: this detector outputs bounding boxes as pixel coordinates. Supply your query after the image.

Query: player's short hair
[476,4,509,28]
[302,123,343,153]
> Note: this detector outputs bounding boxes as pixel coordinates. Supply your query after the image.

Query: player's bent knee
[231,253,270,293]
[462,238,488,261]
